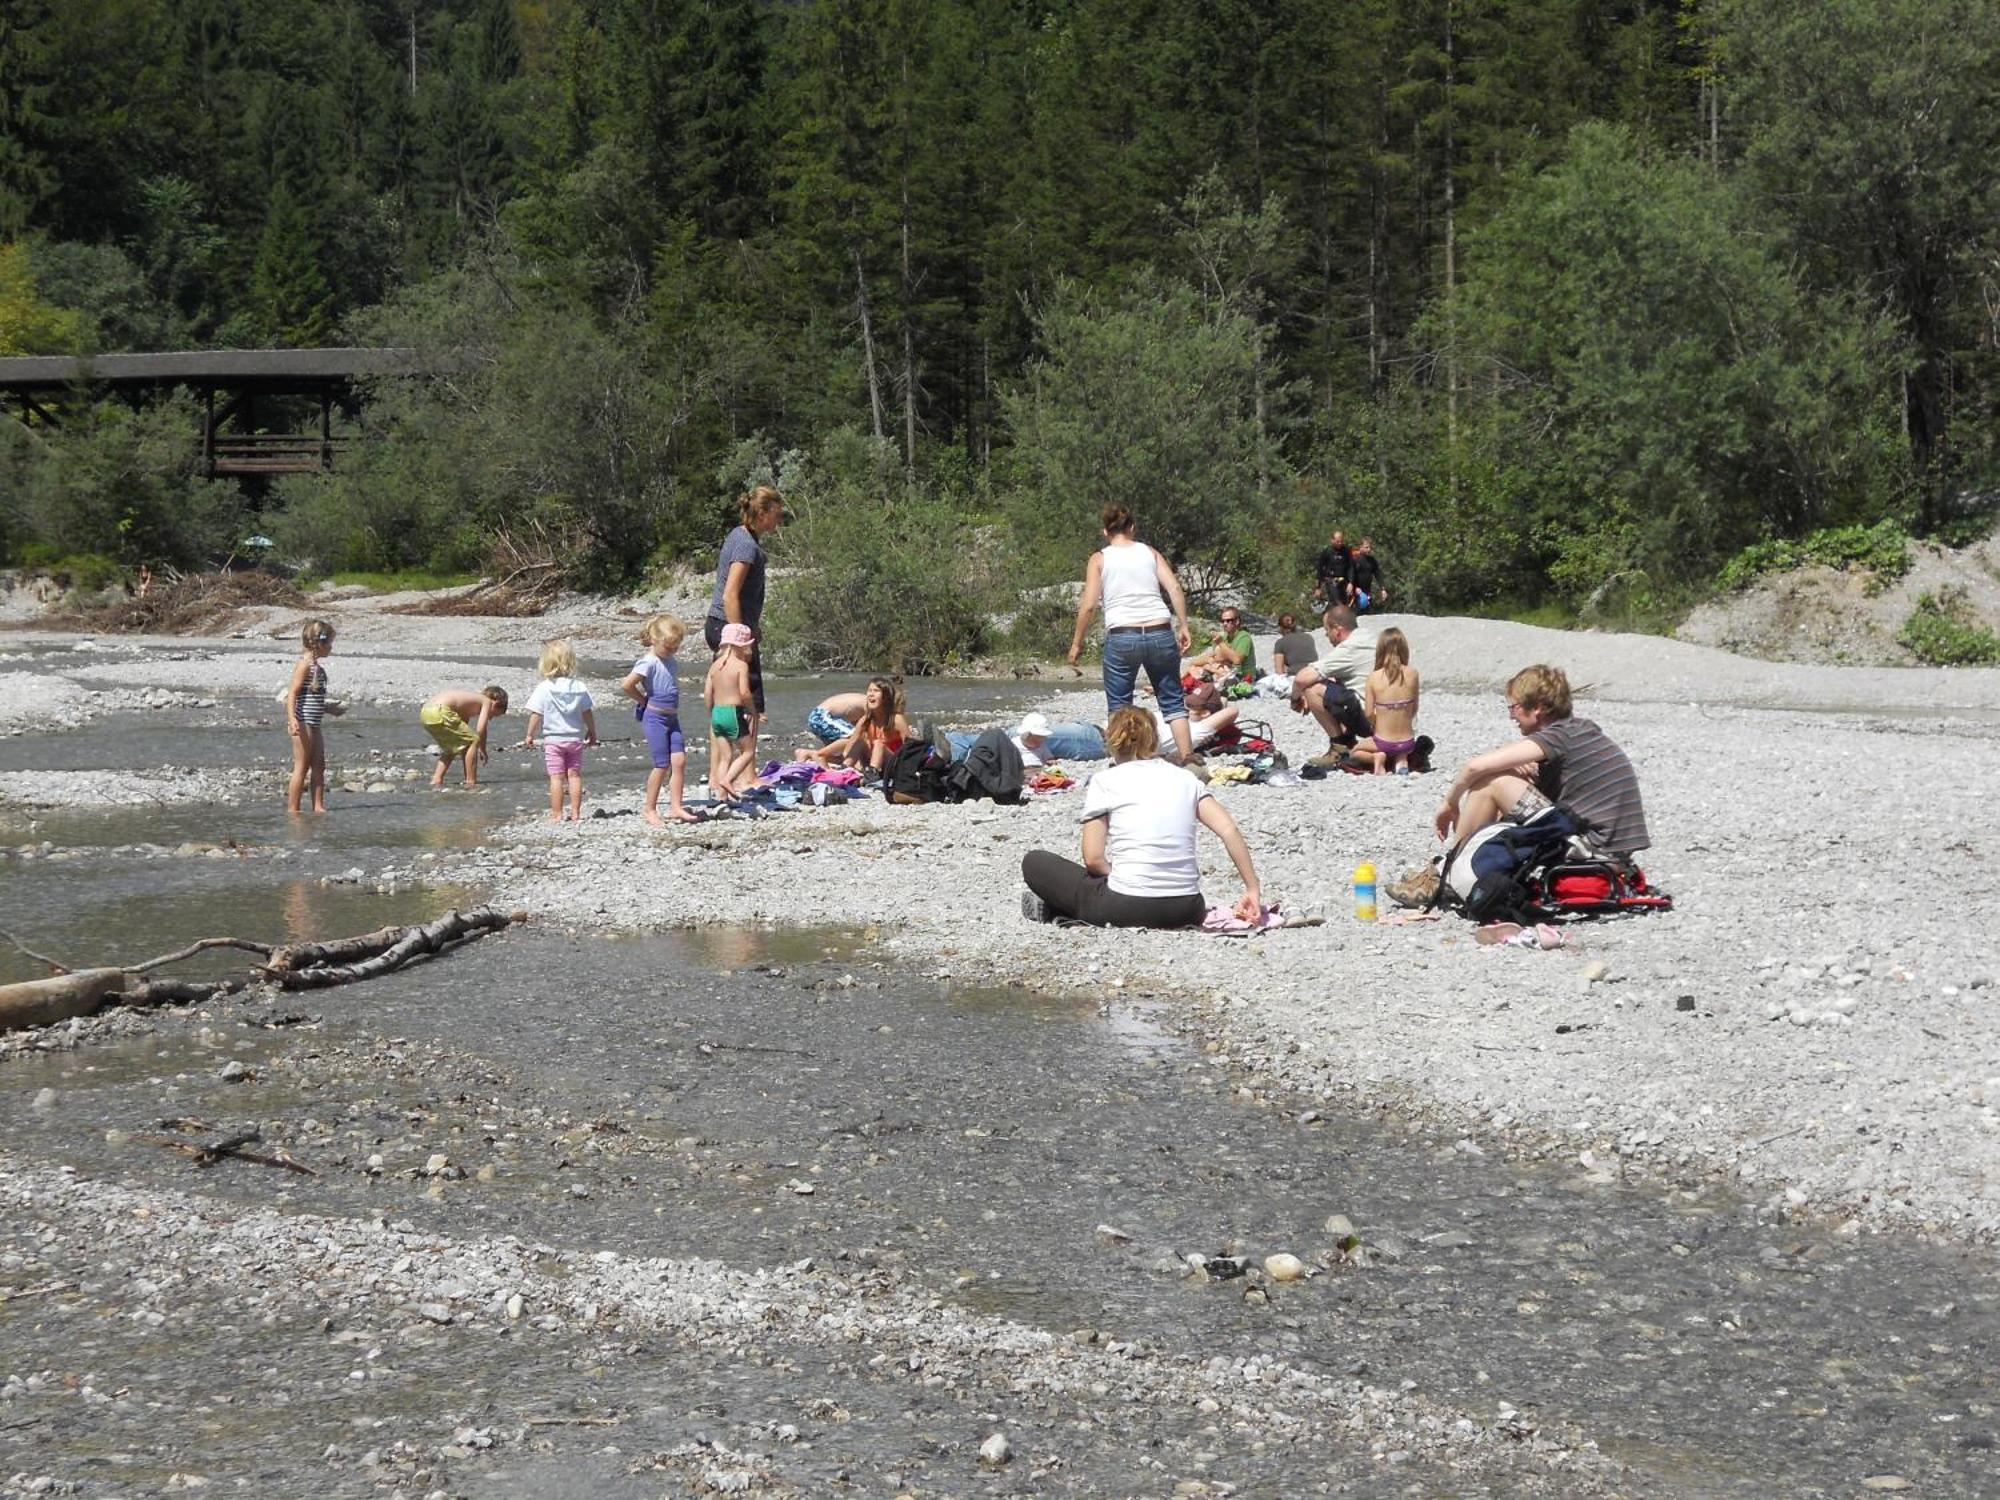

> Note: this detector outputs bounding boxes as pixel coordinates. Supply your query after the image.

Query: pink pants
[542,740,585,777]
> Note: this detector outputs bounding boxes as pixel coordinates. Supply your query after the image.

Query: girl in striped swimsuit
[285,618,336,814]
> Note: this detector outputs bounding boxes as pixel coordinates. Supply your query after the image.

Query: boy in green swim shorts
[703,625,756,800]
[422,685,509,787]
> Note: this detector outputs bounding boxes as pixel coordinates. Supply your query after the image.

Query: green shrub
[1718,519,1913,593]
[1899,588,2000,665]
[0,396,247,568]
[11,543,125,593]
[995,588,1087,661]
[763,430,994,674]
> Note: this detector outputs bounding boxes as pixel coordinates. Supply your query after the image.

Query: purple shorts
[643,710,686,768]
[543,740,586,777]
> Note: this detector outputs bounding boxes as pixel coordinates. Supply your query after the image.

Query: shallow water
[3,925,1996,1495]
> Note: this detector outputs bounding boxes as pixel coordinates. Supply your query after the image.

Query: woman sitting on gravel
[805,677,909,774]
[1020,707,1263,928]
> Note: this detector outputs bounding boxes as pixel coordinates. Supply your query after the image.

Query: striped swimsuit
[295,661,328,727]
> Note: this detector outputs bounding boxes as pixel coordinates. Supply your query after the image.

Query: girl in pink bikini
[1358,628,1420,775]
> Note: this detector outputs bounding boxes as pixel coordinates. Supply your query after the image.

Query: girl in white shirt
[1020,708,1263,928]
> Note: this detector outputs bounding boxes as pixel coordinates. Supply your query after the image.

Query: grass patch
[1718,519,1912,594]
[1898,587,2000,665]
[323,569,483,593]
[1458,598,1580,630]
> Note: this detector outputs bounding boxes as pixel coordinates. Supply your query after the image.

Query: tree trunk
[854,247,886,442]
[1443,0,1458,461]
[0,970,128,1032]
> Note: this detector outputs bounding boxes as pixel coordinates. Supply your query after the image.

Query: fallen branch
[272,908,519,990]
[0,1281,76,1304]
[0,968,128,1030]
[129,937,274,973]
[267,925,407,973]
[0,928,74,976]
[0,908,523,1032]
[133,1123,317,1176]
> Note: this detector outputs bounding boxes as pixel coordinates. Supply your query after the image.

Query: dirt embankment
[1677,530,2000,666]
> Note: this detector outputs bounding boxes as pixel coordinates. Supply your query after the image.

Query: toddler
[622,613,696,825]
[422,684,509,787]
[523,638,598,821]
[703,623,756,800]
[283,618,341,814]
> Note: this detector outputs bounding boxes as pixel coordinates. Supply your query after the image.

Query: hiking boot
[1021,888,1052,923]
[1385,866,1440,908]
[1305,751,1344,769]
[922,719,953,762]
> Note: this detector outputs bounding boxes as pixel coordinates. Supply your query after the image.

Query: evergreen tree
[249,181,335,344]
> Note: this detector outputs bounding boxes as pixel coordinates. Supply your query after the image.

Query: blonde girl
[284,619,338,814]
[1358,627,1420,776]
[621,613,696,825]
[522,637,598,822]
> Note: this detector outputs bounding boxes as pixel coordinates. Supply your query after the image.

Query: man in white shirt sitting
[1287,605,1375,754]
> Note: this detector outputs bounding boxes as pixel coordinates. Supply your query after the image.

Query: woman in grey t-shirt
[704,486,785,740]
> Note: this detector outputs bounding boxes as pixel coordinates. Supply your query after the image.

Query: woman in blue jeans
[1065,503,1197,764]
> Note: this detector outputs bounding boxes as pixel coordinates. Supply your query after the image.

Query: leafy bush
[1717,519,1913,593]
[10,543,125,594]
[0,395,247,568]
[1899,588,2000,665]
[762,430,994,674]
[1003,270,1276,598]
[1440,123,1906,602]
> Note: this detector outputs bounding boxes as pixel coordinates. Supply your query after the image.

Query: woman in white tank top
[1066,503,1197,763]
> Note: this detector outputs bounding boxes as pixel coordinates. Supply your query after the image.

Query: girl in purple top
[622,614,697,826]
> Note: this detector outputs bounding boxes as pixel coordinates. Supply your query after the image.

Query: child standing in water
[622,614,696,825]
[1357,627,1421,776]
[283,619,340,814]
[523,638,598,822]
[421,685,509,787]
[703,623,756,800]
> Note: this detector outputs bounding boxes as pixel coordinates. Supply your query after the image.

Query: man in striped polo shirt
[1389,664,1647,906]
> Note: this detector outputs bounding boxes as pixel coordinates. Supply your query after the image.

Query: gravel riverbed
[391,616,2000,1243]
[5,612,1999,1493]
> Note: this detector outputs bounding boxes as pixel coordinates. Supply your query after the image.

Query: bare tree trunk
[899,48,918,473]
[1442,0,1459,493]
[854,247,886,442]
[900,198,917,469]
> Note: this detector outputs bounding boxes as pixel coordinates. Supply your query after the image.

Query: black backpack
[884,741,949,804]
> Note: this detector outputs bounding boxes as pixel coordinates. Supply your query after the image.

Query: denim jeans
[1041,721,1106,760]
[1102,626,1186,720]
[948,722,1106,763]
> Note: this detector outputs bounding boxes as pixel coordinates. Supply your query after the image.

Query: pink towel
[812,767,862,787]
[1201,902,1285,933]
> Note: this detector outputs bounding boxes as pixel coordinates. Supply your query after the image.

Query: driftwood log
[0,908,522,1032]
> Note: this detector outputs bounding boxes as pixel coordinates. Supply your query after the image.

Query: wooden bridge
[0,348,432,478]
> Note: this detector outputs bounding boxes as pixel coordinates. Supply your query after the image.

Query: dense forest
[3,0,1998,662]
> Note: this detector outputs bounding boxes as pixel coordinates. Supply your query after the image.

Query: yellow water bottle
[1354,861,1377,922]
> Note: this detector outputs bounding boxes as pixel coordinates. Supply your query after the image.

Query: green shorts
[709,705,749,740]
[420,702,478,755]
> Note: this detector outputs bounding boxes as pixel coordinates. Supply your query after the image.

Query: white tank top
[1100,541,1167,628]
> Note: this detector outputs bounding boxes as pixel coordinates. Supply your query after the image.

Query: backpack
[884,741,949,804]
[941,728,1025,805]
[1436,805,1673,924]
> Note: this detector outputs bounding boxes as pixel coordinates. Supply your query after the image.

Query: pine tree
[249,181,335,345]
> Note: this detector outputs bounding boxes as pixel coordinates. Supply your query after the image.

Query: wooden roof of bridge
[0,347,431,392]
